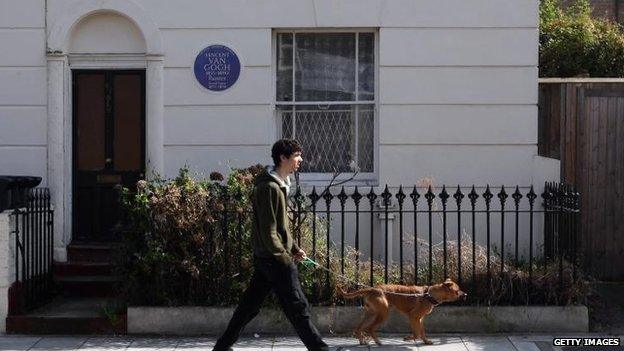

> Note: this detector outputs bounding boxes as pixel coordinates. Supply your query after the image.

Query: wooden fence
[539,79,624,281]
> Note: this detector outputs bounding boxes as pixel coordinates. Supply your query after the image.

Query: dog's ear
[443,280,454,288]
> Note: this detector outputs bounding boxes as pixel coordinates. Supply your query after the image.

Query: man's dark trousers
[213,257,328,351]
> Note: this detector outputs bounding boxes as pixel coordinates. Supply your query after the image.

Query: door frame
[51,53,163,261]
[46,2,164,261]
[71,69,146,242]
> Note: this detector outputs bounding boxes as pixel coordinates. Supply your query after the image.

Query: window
[276,31,376,175]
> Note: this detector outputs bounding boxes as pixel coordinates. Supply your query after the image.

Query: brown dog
[338,278,467,345]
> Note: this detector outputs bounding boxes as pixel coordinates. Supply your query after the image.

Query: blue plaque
[194,45,241,91]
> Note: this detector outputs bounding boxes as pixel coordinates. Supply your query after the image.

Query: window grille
[276,31,375,173]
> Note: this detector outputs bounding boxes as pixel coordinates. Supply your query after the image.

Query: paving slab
[0,336,41,350]
[342,335,415,351]
[509,341,542,351]
[461,336,516,351]
[30,336,86,350]
[508,335,556,342]
[0,334,619,351]
[128,337,178,350]
[507,336,552,351]
[79,336,134,350]
[174,337,215,349]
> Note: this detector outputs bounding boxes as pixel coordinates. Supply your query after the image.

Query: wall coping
[128,305,588,335]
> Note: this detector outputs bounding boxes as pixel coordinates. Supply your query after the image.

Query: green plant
[540,0,624,77]
[98,300,126,332]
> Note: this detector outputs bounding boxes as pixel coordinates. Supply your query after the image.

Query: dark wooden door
[72,70,145,242]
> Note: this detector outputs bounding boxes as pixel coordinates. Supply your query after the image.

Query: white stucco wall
[69,13,146,54]
[137,0,540,187]
[39,0,545,186]
[0,0,47,184]
[0,0,554,261]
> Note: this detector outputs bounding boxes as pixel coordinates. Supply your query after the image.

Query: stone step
[55,275,120,297]
[54,261,114,277]
[6,297,126,334]
[6,315,126,334]
[66,244,115,263]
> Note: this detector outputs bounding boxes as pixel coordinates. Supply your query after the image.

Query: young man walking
[213,139,329,351]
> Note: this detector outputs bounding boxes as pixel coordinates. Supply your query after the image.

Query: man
[213,139,329,351]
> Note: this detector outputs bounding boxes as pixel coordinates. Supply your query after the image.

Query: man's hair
[271,139,302,167]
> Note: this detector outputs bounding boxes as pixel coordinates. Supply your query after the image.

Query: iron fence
[9,188,54,314]
[211,181,581,304]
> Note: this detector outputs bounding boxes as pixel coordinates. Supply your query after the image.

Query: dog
[338,278,467,346]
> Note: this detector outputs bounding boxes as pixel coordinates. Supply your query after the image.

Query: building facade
[0,0,555,261]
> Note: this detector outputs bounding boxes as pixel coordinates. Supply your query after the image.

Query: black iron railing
[543,182,581,286]
[9,188,54,314]
[211,182,580,304]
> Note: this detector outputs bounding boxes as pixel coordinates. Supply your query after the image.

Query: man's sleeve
[256,185,289,257]
[290,241,301,255]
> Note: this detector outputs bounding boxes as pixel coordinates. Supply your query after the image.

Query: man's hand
[293,249,306,262]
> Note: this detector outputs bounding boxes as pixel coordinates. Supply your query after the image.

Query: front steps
[66,244,115,263]
[6,297,126,334]
[6,243,126,334]
[55,275,119,297]
[57,244,118,297]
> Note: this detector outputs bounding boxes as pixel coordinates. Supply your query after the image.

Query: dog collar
[423,286,440,306]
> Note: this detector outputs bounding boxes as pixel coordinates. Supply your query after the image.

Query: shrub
[540,0,624,77]
[115,166,587,307]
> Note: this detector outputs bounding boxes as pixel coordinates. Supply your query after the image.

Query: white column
[146,55,165,179]
[47,54,68,262]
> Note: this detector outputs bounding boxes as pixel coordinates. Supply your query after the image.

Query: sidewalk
[0,334,621,350]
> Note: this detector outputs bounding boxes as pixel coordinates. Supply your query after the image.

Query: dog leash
[300,257,432,298]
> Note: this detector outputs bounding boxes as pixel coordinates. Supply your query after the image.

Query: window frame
[271,28,379,187]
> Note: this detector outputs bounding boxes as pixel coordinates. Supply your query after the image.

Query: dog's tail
[337,285,379,299]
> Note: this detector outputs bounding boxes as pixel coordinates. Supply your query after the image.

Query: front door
[72,70,145,242]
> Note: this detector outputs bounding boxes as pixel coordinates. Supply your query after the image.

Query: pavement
[0,334,622,351]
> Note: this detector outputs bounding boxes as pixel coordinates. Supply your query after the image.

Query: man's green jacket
[251,169,300,265]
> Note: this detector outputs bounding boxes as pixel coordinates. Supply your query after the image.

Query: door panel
[73,70,145,242]
[114,74,143,172]
[75,74,106,171]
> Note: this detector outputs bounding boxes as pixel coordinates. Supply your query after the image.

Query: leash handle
[300,257,318,268]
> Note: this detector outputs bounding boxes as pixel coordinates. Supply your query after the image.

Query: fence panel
[539,80,624,280]
[214,182,580,305]
[9,188,54,315]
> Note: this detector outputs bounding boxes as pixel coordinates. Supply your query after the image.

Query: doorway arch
[46,0,163,259]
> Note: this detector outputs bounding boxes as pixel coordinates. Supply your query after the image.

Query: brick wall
[564,0,624,23]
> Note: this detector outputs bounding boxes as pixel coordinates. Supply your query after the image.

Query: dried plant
[115,166,587,307]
